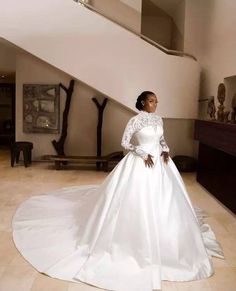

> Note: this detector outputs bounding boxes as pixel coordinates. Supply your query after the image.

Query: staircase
[0,0,200,118]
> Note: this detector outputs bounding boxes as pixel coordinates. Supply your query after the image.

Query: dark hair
[135,91,155,111]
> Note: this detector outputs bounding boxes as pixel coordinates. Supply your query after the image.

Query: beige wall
[171,0,185,51]
[91,0,141,33]
[171,0,185,36]
[184,0,236,107]
[120,0,142,12]
[142,0,185,50]
[0,40,16,74]
[164,118,198,158]
[141,0,173,49]
[142,15,172,49]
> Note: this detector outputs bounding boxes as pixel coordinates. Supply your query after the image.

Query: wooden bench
[42,151,124,171]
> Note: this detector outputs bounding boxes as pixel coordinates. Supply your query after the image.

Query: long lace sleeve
[159,118,170,153]
[121,118,149,160]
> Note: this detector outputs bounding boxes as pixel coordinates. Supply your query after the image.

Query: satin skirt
[12,151,224,291]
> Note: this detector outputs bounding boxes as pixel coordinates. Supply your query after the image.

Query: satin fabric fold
[12,125,224,291]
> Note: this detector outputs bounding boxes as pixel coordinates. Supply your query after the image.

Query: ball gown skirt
[12,126,224,291]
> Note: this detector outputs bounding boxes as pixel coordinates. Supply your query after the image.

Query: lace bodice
[121,111,169,160]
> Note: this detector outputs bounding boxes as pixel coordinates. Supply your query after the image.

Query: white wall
[185,0,236,107]
[0,0,200,119]
[184,0,206,58]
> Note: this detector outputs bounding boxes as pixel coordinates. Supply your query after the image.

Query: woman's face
[142,94,158,113]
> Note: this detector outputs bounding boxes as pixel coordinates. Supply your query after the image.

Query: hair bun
[135,91,155,111]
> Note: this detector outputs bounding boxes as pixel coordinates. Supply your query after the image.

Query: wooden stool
[11,141,33,167]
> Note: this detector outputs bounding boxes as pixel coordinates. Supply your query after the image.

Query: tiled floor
[0,148,235,291]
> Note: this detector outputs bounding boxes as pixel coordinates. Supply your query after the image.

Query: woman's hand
[144,154,154,168]
[161,151,169,164]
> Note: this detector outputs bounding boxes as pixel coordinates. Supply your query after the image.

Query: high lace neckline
[134,110,161,129]
[139,110,159,118]
[140,110,155,114]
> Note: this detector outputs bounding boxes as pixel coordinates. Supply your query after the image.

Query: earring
[141,101,145,106]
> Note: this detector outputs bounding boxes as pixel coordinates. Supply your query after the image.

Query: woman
[12,91,223,291]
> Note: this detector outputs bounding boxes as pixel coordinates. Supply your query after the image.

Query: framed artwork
[23,84,60,133]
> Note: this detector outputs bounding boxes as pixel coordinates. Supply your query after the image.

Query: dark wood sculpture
[52,80,75,155]
[92,97,108,157]
[44,91,123,171]
[92,97,108,169]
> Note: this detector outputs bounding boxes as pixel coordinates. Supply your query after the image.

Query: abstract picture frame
[23,84,60,133]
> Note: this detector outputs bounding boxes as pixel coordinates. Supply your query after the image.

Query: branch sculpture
[92,97,108,169]
[52,80,75,155]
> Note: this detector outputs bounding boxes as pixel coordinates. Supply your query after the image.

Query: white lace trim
[160,135,169,152]
[121,111,169,159]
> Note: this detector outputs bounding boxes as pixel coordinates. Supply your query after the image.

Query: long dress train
[12,111,224,291]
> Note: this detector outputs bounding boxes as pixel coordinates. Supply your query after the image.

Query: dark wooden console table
[194,120,236,214]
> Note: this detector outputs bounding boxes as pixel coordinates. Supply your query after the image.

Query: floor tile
[31,273,69,291]
[0,265,37,291]
[68,282,105,290]
[207,267,236,291]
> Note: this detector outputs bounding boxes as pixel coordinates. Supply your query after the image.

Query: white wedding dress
[12,111,224,291]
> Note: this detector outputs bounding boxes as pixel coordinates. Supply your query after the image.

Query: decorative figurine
[207,97,216,120]
[223,111,230,123]
[231,93,236,124]
[216,83,226,122]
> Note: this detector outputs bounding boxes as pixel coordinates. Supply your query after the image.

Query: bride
[12,91,224,291]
